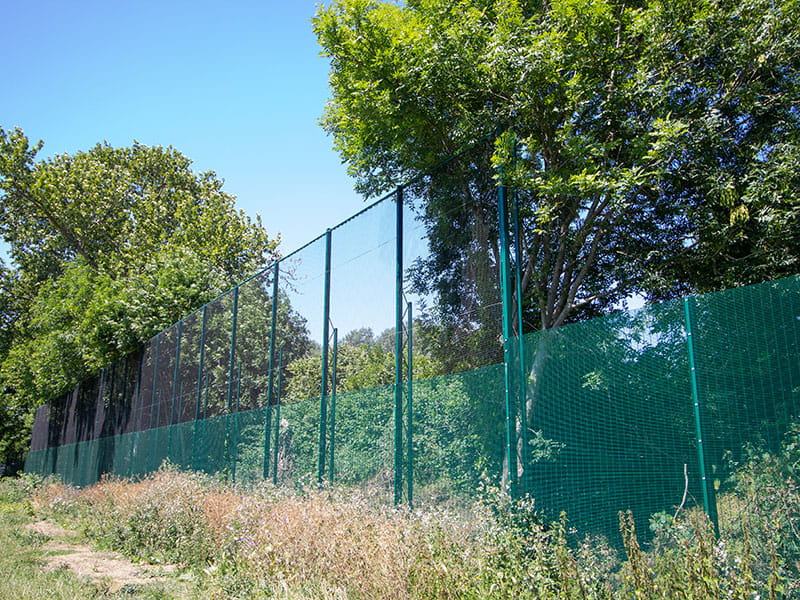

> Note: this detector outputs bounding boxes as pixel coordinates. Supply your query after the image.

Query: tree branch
[12,186,99,271]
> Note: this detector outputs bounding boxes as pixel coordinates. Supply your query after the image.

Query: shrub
[22,438,800,600]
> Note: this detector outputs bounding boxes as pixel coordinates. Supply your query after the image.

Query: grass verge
[8,424,800,599]
[0,477,194,600]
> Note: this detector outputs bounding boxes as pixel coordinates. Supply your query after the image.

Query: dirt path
[27,520,180,592]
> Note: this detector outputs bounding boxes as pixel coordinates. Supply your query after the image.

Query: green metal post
[195,304,209,472]
[329,328,338,483]
[203,375,209,420]
[155,390,161,432]
[120,359,129,423]
[195,305,208,422]
[512,187,528,490]
[394,187,404,505]
[225,287,239,481]
[135,349,144,428]
[272,347,283,486]
[406,301,413,507]
[148,337,161,435]
[178,382,183,422]
[264,262,280,479]
[232,362,241,483]
[153,391,161,473]
[684,297,719,533]
[171,321,182,427]
[318,229,333,484]
[498,163,517,493]
[131,349,143,476]
[150,334,161,429]
[226,287,240,414]
[196,374,208,472]
[107,363,116,440]
[97,367,106,439]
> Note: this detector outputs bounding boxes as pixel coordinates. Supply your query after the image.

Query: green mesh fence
[514,301,699,541]
[23,131,800,547]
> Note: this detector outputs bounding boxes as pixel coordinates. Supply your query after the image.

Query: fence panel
[274,236,328,482]
[20,147,800,549]
[693,277,800,496]
[326,195,397,500]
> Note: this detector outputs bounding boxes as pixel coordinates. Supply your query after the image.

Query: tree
[0,127,280,470]
[0,127,275,291]
[315,0,800,333]
[315,0,799,487]
[284,325,441,403]
[342,327,376,347]
[634,0,800,294]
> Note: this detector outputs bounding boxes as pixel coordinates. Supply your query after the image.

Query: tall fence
[24,134,800,544]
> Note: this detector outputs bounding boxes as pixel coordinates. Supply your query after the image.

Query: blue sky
[1,0,366,258]
[1,0,409,339]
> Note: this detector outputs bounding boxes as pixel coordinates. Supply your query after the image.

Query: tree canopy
[0,127,279,469]
[315,0,800,332]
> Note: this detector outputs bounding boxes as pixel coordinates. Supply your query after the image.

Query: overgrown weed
[24,430,800,600]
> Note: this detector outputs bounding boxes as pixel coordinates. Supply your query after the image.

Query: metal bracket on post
[684,297,719,534]
[319,229,333,484]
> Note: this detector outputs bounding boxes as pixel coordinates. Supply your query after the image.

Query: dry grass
[30,471,492,599]
[27,462,798,600]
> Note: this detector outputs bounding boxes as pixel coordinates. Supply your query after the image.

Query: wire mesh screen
[274,398,319,487]
[21,129,800,547]
[515,301,700,543]
[411,364,505,503]
[692,277,800,493]
[402,136,503,375]
[23,274,800,543]
[272,236,327,481]
[331,385,394,491]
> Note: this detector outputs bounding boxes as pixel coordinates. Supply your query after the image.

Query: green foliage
[717,424,800,597]
[315,0,800,337]
[284,325,441,404]
[0,127,279,468]
[0,127,275,286]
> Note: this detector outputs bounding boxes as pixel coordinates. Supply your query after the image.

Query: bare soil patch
[26,520,178,592]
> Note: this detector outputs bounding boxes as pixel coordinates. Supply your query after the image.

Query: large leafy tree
[0,127,273,291]
[639,0,800,292]
[315,0,799,486]
[315,0,800,333]
[0,127,280,469]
